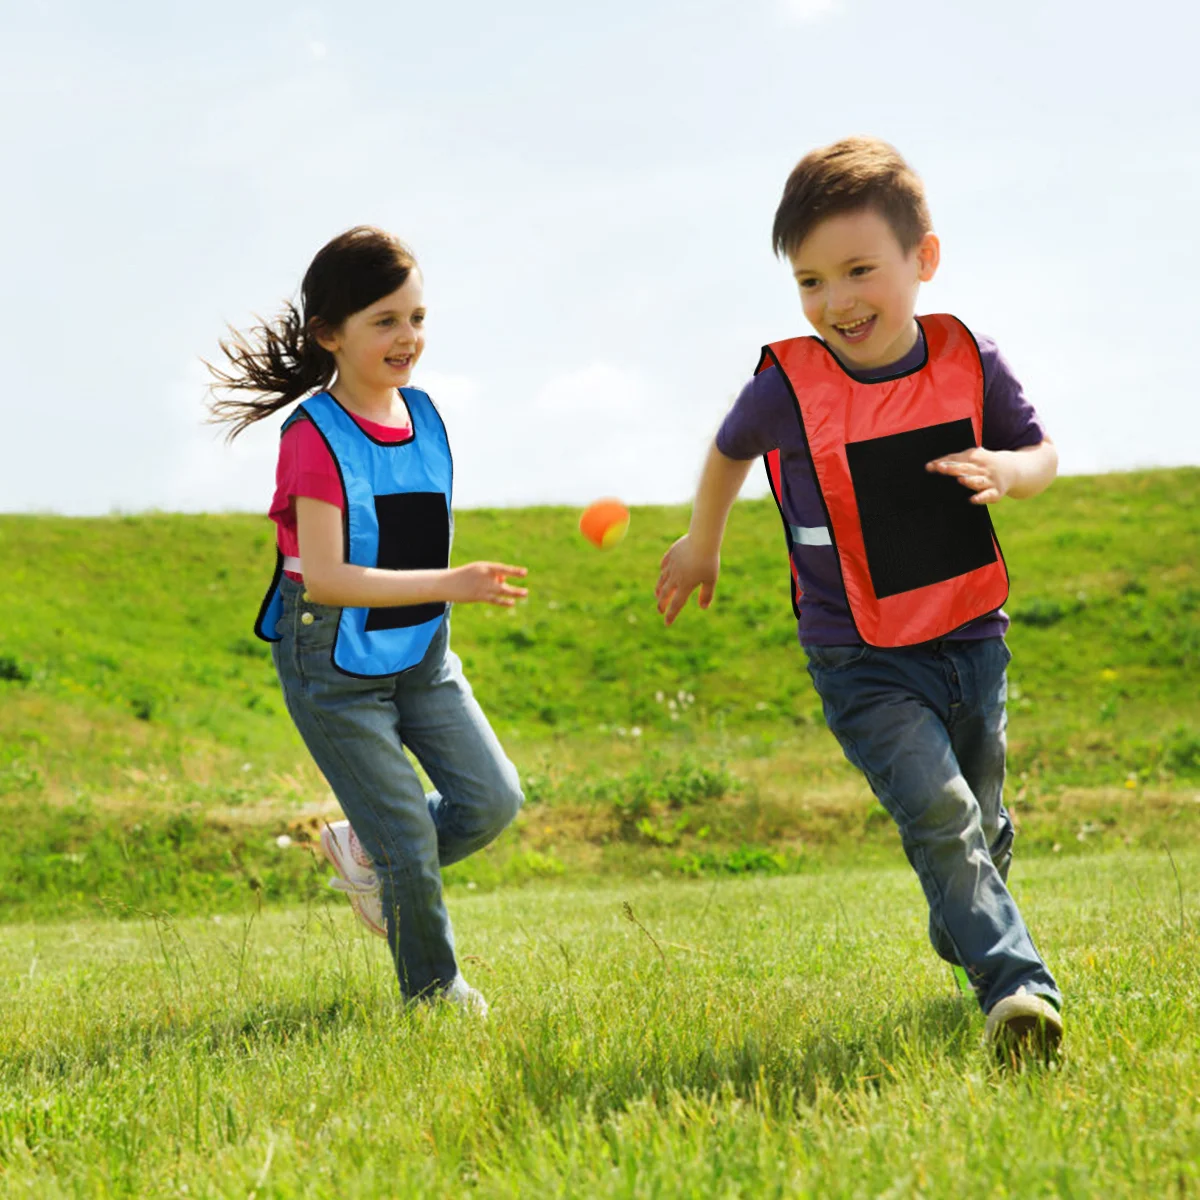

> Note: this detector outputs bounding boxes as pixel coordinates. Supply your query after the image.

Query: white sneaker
[443,975,489,1018]
[320,820,386,939]
[985,985,1063,1065]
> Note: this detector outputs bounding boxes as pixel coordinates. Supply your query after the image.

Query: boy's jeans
[271,576,523,1000]
[805,636,1059,1013]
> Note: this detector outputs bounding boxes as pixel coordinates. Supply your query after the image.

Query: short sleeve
[977,335,1047,452]
[268,417,345,526]
[715,364,800,460]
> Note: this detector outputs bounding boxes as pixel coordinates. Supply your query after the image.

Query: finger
[491,564,528,578]
[499,584,529,598]
[929,460,975,477]
[698,582,715,609]
[971,488,1001,504]
[657,584,674,615]
[664,586,693,626]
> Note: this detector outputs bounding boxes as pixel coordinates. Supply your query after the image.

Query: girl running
[208,226,527,1014]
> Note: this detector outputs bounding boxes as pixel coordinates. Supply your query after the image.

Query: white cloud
[534,362,651,417]
[413,369,483,422]
[779,0,842,22]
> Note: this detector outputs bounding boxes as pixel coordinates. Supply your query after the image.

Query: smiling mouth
[385,355,413,368]
[832,315,876,343]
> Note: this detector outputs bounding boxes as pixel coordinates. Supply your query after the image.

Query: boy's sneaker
[443,975,489,1018]
[985,986,1063,1066]
[320,820,386,939]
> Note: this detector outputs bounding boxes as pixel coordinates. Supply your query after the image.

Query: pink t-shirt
[269,409,413,580]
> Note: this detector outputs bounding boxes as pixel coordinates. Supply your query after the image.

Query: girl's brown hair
[772,136,931,260]
[207,226,417,439]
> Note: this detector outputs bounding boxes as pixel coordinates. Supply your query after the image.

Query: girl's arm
[296,496,527,607]
[655,440,755,626]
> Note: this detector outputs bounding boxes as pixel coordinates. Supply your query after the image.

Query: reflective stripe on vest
[254,388,454,677]
[757,314,1009,647]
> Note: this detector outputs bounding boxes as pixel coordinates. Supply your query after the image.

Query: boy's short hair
[772,136,932,259]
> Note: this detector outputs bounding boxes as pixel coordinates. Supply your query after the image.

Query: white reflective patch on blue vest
[789,523,832,547]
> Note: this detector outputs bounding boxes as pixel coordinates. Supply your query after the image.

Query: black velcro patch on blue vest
[845,418,997,599]
[365,492,450,631]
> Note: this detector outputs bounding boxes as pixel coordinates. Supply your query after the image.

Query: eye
[797,278,820,290]
[412,312,426,326]
[377,317,397,327]
[849,265,874,278]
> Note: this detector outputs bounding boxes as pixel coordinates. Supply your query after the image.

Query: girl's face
[317,272,426,394]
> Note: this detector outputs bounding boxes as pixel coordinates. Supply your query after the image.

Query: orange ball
[579,498,630,549]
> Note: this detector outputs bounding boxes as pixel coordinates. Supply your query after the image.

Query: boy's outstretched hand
[656,535,719,626]
[926,447,1017,504]
[926,440,1058,505]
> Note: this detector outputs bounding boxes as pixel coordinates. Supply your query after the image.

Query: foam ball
[579,498,630,549]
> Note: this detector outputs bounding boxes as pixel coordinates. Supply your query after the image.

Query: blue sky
[2,0,1197,514]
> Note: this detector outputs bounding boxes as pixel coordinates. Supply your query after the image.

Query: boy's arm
[925,437,1058,505]
[655,441,755,625]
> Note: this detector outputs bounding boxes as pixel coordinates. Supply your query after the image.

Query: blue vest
[254,389,454,677]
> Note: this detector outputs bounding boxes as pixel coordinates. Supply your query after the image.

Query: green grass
[0,467,1197,919]
[1,469,1198,1194]
[0,850,1195,1196]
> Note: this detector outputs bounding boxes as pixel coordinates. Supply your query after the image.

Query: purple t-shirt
[716,323,1046,646]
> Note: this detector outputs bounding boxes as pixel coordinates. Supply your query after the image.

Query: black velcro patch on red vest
[845,419,998,599]
[364,491,451,631]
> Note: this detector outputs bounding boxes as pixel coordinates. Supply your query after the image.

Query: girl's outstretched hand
[656,535,719,626]
[448,562,529,606]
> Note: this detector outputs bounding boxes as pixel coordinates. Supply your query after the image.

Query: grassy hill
[0,467,1197,917]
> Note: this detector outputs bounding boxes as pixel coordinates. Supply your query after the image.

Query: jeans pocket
[805,643,872,673]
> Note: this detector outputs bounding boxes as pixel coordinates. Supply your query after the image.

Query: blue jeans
[271,576,523,1000]
[805,637,1059,1013]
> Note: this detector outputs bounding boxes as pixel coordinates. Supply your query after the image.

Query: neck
[329,379,403,424]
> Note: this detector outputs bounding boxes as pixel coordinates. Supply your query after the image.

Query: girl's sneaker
[443,975,489,1018]
[985,986,1063,1065]
[320,820,387,939]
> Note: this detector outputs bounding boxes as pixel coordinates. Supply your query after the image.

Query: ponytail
[206,303,334,440]
[207,226,417,440]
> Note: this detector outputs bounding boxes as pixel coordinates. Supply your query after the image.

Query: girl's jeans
[271,576,523,1000]
[805,636,1060,1013]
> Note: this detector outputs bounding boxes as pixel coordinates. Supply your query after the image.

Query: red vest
[758,314,1009,648]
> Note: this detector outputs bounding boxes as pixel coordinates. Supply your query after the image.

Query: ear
[309,317,340,355]
[915,232,940,282]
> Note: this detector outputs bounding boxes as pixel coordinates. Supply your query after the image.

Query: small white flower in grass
[756,702,768,711]
[631,726,642,738]
[655,691,664,703]
[241,763,252,773]
[466,881,477,890]
[275,834,292,848]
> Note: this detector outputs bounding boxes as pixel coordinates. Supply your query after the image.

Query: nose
[827,283,855,314]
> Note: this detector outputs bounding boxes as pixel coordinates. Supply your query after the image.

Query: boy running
[656,136,1063,1064]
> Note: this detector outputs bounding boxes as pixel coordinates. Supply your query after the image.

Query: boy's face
[788,208,939,370]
